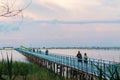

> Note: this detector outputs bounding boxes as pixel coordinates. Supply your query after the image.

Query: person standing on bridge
[84,53,88,63]
[33,48,35,52]
[45,49,48,55]
[77,51,82,62]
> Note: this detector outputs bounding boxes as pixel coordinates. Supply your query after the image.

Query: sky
[0,0,120,48]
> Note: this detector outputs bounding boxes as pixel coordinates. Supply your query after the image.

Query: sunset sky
[0,0,120,47]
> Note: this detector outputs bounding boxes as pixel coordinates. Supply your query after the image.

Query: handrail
[15,48,120,78]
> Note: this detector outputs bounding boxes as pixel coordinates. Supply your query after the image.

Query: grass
[0,61,67,80]
[0,53,69,80]
[0,61,68,80]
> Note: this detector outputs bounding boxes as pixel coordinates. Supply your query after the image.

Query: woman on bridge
[84,53,88,63]
[45,49,48,55]
[77,51,82,62]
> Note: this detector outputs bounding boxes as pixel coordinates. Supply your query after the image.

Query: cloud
[0,21,21,33]
[1,0,120,21]
[4,19,120,34]
[24,0,120,21]
[14,19,120,41]
[0,19,120,47]
[0,0,120,47]
[25,19,120,25]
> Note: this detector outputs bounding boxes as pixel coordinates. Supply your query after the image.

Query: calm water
[0,49,120,63]
[42,49,120,62]
[0,50,28,62]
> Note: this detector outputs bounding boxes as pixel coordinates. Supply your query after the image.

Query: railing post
[103,62,106,79]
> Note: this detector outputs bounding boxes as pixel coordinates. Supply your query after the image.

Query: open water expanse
[0,49,120,63]
[0,50,28,62]
[42,49,120,62]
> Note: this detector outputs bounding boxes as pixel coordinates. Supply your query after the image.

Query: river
[0,50,28,62]
[41,49,120,62]
[0,49,120,63]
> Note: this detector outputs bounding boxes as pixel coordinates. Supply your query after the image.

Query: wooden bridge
[15,48,119,80]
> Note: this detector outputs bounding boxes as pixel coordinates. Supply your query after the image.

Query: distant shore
[44,47,120,50]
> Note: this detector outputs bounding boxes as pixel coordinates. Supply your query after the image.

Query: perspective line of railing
[16,48,119,78]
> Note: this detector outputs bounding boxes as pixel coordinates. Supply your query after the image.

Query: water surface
[42,49,120,62]
[0,50,28,62]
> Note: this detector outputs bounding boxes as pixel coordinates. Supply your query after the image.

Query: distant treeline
[44,47,120,50]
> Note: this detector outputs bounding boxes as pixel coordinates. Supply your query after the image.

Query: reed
[106,64,120,80]
[7,54,13,80]
[94,63,120,80]
[94,65,103,80]
[0,54,68,80]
